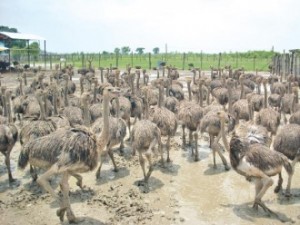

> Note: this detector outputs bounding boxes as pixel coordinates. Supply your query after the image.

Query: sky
[1,0,299,53]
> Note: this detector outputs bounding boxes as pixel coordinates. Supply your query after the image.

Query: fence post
[50,54,52,70]
[131,52,133,67]
[81,53,84,68]
[235,52,238,68]
[148,53,152,69]
[218,52,221,69]
[98,53,101,68]
[200,50,203,70]
[253,56,256,71]
[116,52,119,68]
[182,53,186,70]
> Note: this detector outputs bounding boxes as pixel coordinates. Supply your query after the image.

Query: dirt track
[1,70,300,225]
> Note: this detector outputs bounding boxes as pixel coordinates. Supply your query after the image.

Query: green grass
[18,51,276,71]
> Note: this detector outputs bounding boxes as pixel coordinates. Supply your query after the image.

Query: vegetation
[39,50,276,71]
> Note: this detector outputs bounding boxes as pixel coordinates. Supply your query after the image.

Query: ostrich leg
[166,135,171,162]
[4,151,15,183]
[182,125,186,147]
[58,172,83,223]
[193,132,199,161]
[253,177,277,216]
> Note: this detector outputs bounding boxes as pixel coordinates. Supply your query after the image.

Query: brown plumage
[0,90,18,184]
[224,109,293,216]
[149,85,178,162]
[18,86,120,223]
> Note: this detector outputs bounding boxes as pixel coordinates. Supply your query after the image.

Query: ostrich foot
[67,210,84,224]
[284,191,291,198]
[76,180,83,189]
[95,171,101,180]
[274,185,281,193]
[56,207,67,222]
[224,164,231,171]
[167,157,172,163]
[9,178,20,187]
[194,156,199,162]
[253,200,277,216]
[213,164,217,169]
[113,168,119,173]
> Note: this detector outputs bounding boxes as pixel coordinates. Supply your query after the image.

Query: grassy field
[17,51,275,71]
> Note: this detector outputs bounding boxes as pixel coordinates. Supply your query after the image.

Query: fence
[271,50,300,76]
[7,51,274,72]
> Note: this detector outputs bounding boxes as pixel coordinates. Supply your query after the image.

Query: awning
[0,32,46,41]
[0,46,9,51]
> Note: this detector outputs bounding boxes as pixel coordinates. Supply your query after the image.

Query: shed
[0,31,47,69]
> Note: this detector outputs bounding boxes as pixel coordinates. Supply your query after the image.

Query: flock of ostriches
[1,64,300,223]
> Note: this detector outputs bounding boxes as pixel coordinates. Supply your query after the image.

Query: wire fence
[2,51,275,72]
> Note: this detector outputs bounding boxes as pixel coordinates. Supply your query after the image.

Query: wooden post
[148,53,151,69]
[253,56,256,71]
[98,52,101,68]
[182,53,186,70]
[131,52,133,67]
[200,50,203,69]
[50,54,52,70]
[218,52,221,69]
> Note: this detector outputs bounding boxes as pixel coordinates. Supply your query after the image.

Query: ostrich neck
[257,84,261,94]
[24,75,27,86]
[263,84,267,108]
[228,87,233,114]
[193,72,196,84]
[136,75,140,91]
[93,83,97,103]
[199,84,203,107]
[80,78,84,95]
[38,97,46,121]
[131,77,135,96]
[220,116,229,152]
[19,80,24,95]
[6,95,13,123]
[158,86,164,108]
[157,70,159,78]
[115,97,120,118]
[83,100,90,127]
[240,81,244,99]
[2,90,7,117]
[64,81,69,107]
[53,91,58,116]
[98,91,110,151]
[100,70,104,83]
[187,82,192,101]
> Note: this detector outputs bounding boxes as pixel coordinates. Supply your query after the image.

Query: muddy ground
[0,70,300,225]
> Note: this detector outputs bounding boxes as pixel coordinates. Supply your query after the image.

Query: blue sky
[1,0,299,53]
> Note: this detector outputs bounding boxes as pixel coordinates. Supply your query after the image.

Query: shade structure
[0,46,9,51]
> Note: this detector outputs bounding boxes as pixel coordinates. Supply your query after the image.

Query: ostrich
[149,84,178,162]
[60,74,84,127]
[178,78,203,161]
[273,123,300,194]
[131,90,164,188]
[256,78,280,137]
[91,91,127,179]
[0,90,18,184]
[19,89,57,181]
[198,109,234,170]
[18,86,120,223]
[217,111,293,217]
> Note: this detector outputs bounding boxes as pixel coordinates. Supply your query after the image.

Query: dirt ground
[1,70,300,225]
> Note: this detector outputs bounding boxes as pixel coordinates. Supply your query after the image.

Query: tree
[121,46,131,55]
[136,47,145,55]
[29,42,40,60]
[153,47,160,54]
[114,48,120,55]
[0,26,18,33]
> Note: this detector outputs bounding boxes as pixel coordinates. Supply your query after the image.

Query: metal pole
[44,40,46,69]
